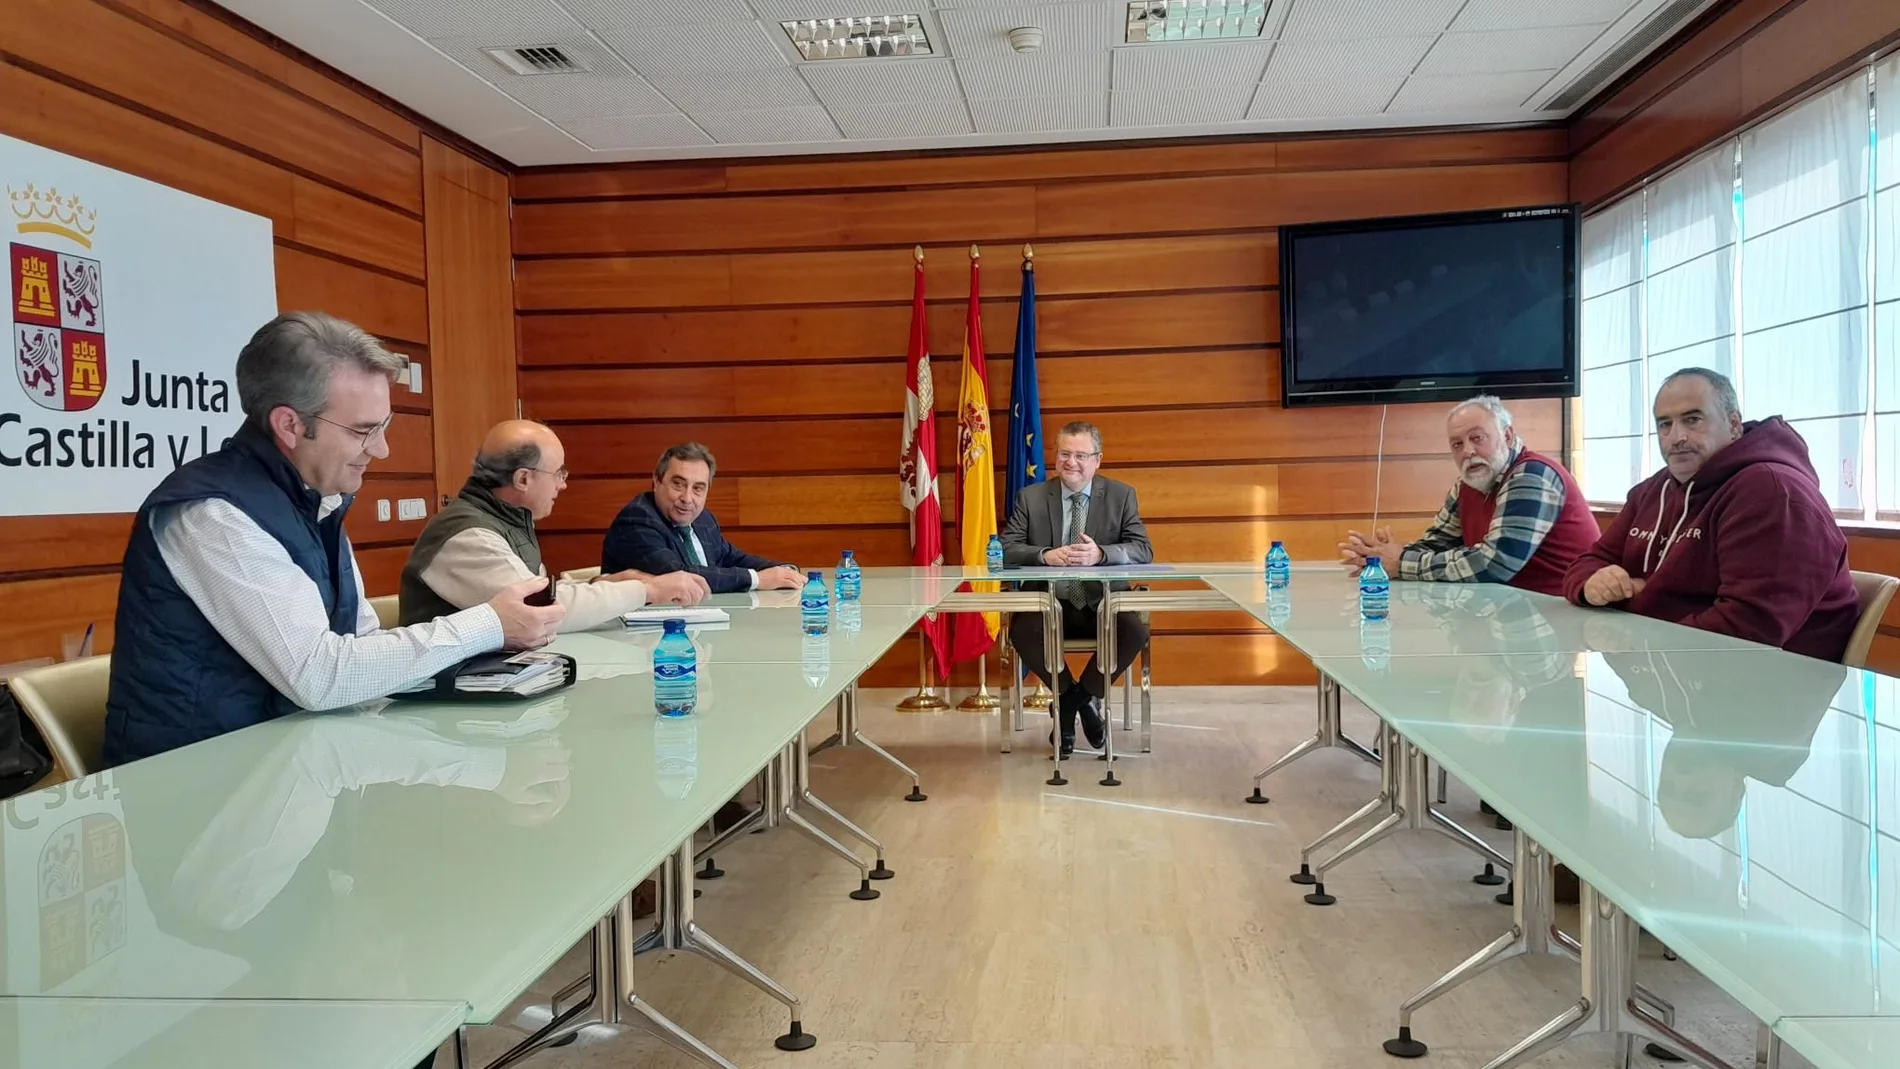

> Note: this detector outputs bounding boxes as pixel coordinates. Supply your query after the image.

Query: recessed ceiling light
[1124,0,1269,44]
[781,15,933,60]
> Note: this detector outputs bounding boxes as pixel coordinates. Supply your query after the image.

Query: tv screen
[1279,205,1580,408]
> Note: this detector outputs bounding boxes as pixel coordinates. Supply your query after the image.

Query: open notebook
[623,606,731,627]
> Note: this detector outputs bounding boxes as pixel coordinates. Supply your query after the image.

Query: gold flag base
[895,632,951,713]
[956,653,1001,711]
[1024,677,1054,710]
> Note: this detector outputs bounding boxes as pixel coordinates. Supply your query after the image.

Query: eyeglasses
[308,413,393,449]
[529,466,569,482]
[1056,451,1100,462]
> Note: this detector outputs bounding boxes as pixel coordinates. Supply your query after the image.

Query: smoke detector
[1007,27,1043,52]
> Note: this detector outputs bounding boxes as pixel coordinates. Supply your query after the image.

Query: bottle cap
[842,549,854,557]
[1271,540,1283,548]
[662,618,687,634]
[809,570,823,581]
[1365,556,1380,566]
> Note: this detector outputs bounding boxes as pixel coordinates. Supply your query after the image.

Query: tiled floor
[459,685,1807,1069]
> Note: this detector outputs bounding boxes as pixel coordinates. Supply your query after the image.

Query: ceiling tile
[830,99,973,137]
[1451,0,1638,31]
[937,3,1120,60]
[491,71,680,118]
[970,94,1106,133]
[367,0,580,39]
[1388,69,1557,112]
[1111,41,1272,91]
[1263,35,1433,81]
[956,53,1109,99]
[1279,0,1464,40]
[1248,76,1401,118]
[595,21,791,71]
[560,0,760,27]
[1416,25,1607,75]
[1110,87,1252,127]
[695,105,845,141]
[560,112,715,148]
[644,67,820,111]
[802,58,964,104]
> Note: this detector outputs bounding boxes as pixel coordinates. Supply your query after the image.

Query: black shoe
[1048,727,1075,758]
[1077,697,1105,750]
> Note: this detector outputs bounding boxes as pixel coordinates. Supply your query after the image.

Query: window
[1579,57,1898,518]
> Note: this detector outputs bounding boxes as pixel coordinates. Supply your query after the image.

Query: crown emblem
[8,184,97,248]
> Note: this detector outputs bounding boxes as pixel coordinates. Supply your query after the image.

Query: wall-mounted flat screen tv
[1279,204,1580,408]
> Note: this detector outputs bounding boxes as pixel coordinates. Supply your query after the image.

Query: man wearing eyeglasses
[1001,420,1154,756]
[103,313,567,769]
[401,420,708,629]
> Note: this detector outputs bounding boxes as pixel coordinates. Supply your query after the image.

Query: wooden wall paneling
[0,516,134,578]
[356,545,411,596]
[514,185,1039,255]
[348,475,436,548]
[4,0,422,212]
[516,233,1277,312]
[1033,164,1569,237]
[520,350,1272,427]
[0,574,122,665]
[423,137,517,504]
[290,177,427,280]
[274,245,429,346]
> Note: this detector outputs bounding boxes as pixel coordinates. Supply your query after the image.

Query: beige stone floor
[458,686,1809,1069]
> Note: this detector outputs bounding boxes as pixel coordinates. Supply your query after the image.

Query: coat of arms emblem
[9,184,104,412]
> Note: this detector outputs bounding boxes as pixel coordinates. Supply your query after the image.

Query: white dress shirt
[153,497,503,712]
[678,524,760,590]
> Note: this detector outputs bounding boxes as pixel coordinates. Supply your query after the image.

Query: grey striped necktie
[1054,493,1087,608]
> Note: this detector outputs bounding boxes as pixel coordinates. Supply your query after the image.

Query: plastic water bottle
[1265,540,1291,591]
[837,599,862,634]
[986,533,1004,574]
[1359,555,1390,622]
[653,715,698,799]
[652,618,697,717]
[836,551,861,601]
[802,631,830,687]
[800,570,830,635]
[1360,616,1391,672]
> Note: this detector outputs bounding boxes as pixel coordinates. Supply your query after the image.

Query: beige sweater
[416,526,647,632]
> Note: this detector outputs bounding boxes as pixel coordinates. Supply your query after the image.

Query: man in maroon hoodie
[1562,367,1858,662]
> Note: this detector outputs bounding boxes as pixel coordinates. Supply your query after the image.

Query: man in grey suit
[1002,420,1154,756]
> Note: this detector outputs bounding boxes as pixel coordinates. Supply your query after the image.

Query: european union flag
[1004,257,1042,519]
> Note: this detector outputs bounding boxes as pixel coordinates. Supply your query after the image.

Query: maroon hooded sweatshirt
[1561,417,1858,662]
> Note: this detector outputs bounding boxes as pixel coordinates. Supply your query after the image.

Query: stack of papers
[455,651,569,695]
[623,606,731,627]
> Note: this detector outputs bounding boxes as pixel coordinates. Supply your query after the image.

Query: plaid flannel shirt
[1398,451,1568,584]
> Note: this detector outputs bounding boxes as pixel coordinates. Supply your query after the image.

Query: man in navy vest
[102,312,565,769]
[1337,395,1599,596]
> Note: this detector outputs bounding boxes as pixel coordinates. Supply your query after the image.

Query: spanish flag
[951,246,999,662]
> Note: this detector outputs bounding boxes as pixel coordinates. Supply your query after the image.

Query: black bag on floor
[0,685,54,799]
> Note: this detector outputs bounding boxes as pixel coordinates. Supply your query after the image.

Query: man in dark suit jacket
[601,443,806,595]
[1001,420,1153,755]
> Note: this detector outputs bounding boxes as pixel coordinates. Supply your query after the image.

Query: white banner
[1,132,275,516]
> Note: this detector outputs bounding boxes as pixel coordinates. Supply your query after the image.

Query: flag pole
[895,631,950,713]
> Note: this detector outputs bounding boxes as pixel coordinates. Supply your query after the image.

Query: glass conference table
[1213,569,1897,1069]
[0,596,929,1069]
[0,998,466,1069]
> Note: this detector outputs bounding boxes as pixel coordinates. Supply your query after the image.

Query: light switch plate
[409,362,423,394]
[398,498,427,522]
[376,499,391,522]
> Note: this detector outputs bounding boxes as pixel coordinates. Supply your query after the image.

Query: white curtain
[1646,143,1739,387]
[1875,55,1900,511]
[1739,78,1870,512]
[1581,193,1646,500]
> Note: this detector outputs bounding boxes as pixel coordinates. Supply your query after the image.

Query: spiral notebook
[623,606,731,627]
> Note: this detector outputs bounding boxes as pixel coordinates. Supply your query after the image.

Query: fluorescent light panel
[782,15,932,60]
[1125,0,1269,43]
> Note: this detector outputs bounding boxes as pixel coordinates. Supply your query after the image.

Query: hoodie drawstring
[1642,482,1668,574]
[1657,479,1694,567]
